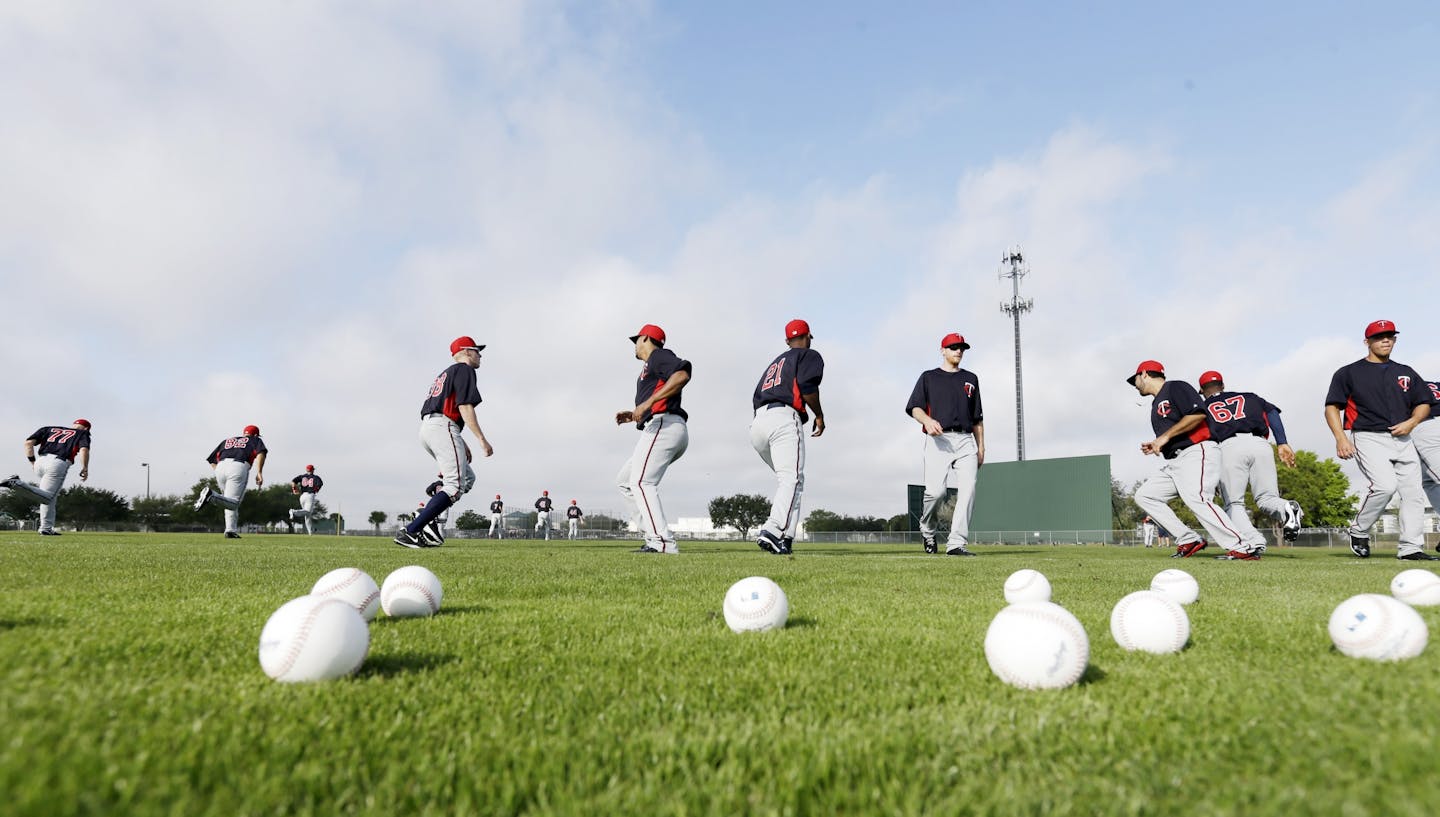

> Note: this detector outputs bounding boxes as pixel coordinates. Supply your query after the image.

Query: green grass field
[2,533,1435,816]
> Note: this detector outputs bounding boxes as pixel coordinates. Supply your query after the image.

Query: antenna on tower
[999,246,1034,461]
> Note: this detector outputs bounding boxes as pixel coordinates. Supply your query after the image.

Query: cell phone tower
[999,246,1034,461]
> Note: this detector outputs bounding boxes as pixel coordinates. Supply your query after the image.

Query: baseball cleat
[779,537,794,555]
[1398,551,1440,561]
[39,529,61,536]
[922,535,937,554]
[1215,549,1261,561]
[632,545,660,553]
[1281,500,1303,541]
[757,531,784,555]
[393,530,425,549]
[224,531,241,539]
[420,522,445,547]
[193,486,212,511]
[1174,540,1208,558]
[946,546,977,557]
[1349,536,1370,559]
[1,474,18,489]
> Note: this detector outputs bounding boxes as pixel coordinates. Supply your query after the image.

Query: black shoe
[224,531,241,539]
[923,535,937,554]
[1350,537,1370,558]
[39,529,61,536]
[1,474,18,489]
[757,531,783,554]
[632,545,660,553]
[1399,551,1440,561]
[779,537,794,555]
[420,522,445,547]
[946,546,977,557]
[193,485,212,511]
[394,530,424,549]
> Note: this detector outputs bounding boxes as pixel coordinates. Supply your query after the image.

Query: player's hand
[920,416,944,436]
[811,416,826,437]
[615,410,635,425]
[1140,438,1164,456]
[479,439,494,457]
[255,473,264,487]
[79,469,88,481]
[976,447,985,467]
[1389,419,1418,437]
[464,442,474,463]
[1335,437,1355,460]
[1277,444,1297,468]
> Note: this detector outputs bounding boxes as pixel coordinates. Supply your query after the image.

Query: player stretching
[1324,320,1436,560]
[1197,371,1303,552]
[615,324,692,554]
[750,318,825,555]
[906,333,983,556]
[196,425,267,539]
[394,336,493,549]
[1125,361,1247,559]
[2,419,92,536]
[288,465,324,535]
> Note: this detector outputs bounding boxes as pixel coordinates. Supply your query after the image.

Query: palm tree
[368,511,387,532]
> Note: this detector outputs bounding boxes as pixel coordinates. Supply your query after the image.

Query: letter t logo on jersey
[963,383,975,397]
[1398,376,1412,391]
[1156,400,1172,417]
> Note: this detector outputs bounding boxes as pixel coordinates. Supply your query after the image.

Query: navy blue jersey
[490,500,504,513]
[1149,380,1209,458]
[1202,391,1279,443]
[207,435,267,465]
[567,505,582,519]
[1325,359,1428,432]
[292,473,324,493]
[420,362,483,430]
[28,426,91,462]
[1421,381,1440,425]
[905,369,983,433]
[633,348,691,424]
[752,347,824,422]
[535,496,553,512]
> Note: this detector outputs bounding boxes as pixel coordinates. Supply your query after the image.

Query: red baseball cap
[571,499,577,504]
[1198,371,1224,387]
[940,333,971,350]
[543,490,549,495]
[305,464,315,472]
[628,324,666,344]
[785,319,812,339]
[1126,360,1164,385]
[450,336,485,355]
[495,494,500,499]
[73,418,91,429]
[1364,319,1398,339]
[243,425,260,436]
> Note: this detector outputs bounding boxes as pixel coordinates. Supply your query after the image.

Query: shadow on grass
[0,616,64,631]
[1078,664,1107,686]
[357,652,459,678]
[369,604,492,626]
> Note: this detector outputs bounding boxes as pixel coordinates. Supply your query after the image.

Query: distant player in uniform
[615,323,692,554]
[906,333,983,556]
[566,500,583,539]
[1197,371,1304,552]
[1324,320,1436,561]
[2,419,92,536]
[489,495,505,538]
[1141,516,1156,547]
[750,318,825,555]
[394,336,493,549]
[535,490,553,540]
[196,424,267,539]
[1126,361,1248,559]
[288,464,324,535]
[1411,379,1440,551]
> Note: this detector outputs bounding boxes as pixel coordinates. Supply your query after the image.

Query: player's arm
[23,436,37,464]
[292,476,301,494]
[802,391,825,437]
[1391,402,1431,437]
[253,451,266,486]
[635,370,690,417]
[1324,405,1354,459]
[458,403,493,457]
[973,422,985,466]
[77,446,89,481]
[1264,406,1296,468]
[1142,413,1205,455]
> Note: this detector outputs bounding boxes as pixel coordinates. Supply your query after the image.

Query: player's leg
[1410,421,1440,538]
[631,416,688,554]
[1393,437,1427,558]
[1133,471,1199,554]
[1349,432,1399,550]
[917,434,957,552]
[945,434,979,554]
[753,408,805,550]
[1216,440,1266,550]
[5,458,58,505]
[35,457,69,533]
[616,453,644,547]
[210,461,248,534]
[408,419,461,541]
[1171,442,1244,553]
[299,493,316,534]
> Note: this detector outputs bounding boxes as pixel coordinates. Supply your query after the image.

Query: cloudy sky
[3,2,1439,527]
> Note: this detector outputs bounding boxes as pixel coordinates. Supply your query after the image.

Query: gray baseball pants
[1349,430,1425,555]
[617,414,688,554]
[918,431,978,547]
[750,404,806,541]
[1133,441,1243,550]
[1216,434,1290,548]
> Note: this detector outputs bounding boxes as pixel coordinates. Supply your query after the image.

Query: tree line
[0,478,328,532]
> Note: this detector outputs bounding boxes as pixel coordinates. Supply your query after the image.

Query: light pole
[140,463,151,499]
[999,246,1035,461]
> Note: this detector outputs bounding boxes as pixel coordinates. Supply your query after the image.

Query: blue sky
[2,2,1438,527]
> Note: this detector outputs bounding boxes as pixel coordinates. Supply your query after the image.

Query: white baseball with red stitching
[381,566,444,618]
[984,601,1089,690]
[312,568,381,622]
[258,595,369,682]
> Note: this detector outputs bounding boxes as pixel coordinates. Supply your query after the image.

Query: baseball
[1150,568,1200,605]
[1003,569,1052,604]
[258,595,370,682]
[983,601,1089,690]
[311,568,381,622]
[1110,590,1190,654]
[381,565,444,618]
[1328,593,1429,661]
[722,576,789,633]
[1390,569,1440,607]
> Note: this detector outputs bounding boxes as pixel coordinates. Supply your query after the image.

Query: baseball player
[750,318,825,555]
[1412,380,1440,548]
[195,424,267,539]
[1141,516,1156,548]
[489,494,505,538]
[394,336,493,549]
[1126,361,1248,559]
[288,464,324,535]
[566,499,583,540]
[1,419,92,536]
[1198,371,1304,552]
[1324,320,1436,560]
[906,333,983,556]
[615,323,692,554]
[534,490,553,540]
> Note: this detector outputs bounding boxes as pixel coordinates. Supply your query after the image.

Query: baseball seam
[317,570,364,595]
[275,600,328,681]
[384,580,439,614]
